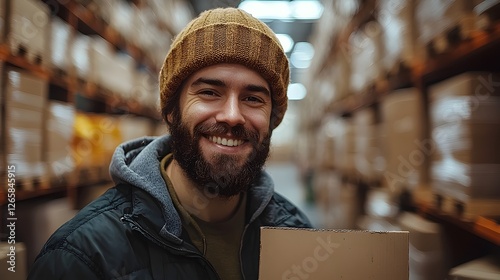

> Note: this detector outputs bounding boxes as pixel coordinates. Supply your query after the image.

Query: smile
[207,136,245,147]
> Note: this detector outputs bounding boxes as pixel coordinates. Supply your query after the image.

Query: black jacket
[28,136,311,279]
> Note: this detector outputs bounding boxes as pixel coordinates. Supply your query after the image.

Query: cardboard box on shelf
[8,0,50,65]
[429,72,500,218]
[449,254,500,280]
[259,227,409,280]
[4,68,48,188]
[380,87,425,193]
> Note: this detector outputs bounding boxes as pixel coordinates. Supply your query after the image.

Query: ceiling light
[290,42,314,68]
[239,0,323,20]
[288,83,307,100]
[291,1,324,20]
[239,1,290,20]
[276,34,294,53]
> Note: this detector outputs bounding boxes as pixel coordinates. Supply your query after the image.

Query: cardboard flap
[259,227,409,280]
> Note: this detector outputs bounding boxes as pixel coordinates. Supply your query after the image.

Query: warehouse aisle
[265,162,321,228]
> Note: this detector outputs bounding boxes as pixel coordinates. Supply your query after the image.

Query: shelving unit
[301,0,500,271]
[0,0,169,210]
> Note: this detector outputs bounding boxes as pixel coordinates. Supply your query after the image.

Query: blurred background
[1,0,500,279]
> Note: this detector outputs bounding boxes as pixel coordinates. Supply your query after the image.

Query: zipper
[121,215,222,280]
[239,224,250,280]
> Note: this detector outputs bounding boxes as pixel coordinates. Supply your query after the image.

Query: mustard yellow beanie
[159,7,289,128]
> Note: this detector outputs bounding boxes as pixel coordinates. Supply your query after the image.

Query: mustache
[194,123,260,143]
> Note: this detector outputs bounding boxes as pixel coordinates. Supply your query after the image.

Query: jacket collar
[112,135,276,240]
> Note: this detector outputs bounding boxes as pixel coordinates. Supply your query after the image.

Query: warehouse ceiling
[187,0,317,47]
[186,0,321,87]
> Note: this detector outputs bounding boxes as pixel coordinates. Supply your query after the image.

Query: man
[28,7,311,280]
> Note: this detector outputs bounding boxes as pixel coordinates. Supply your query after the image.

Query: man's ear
[167,112,173,124]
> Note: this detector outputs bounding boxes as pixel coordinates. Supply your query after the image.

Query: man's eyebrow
[191,77,270,96]
[191,77,226,87]
[245,84,270,96]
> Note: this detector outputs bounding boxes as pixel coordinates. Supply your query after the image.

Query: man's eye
[244,96,264,103]
[199,90,217,96]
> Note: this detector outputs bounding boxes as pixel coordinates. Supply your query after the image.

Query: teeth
[209,136,243,147]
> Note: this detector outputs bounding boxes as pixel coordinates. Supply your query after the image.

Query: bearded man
[28,7,311,280]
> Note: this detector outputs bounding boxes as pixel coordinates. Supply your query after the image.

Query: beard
[168,112,271,198]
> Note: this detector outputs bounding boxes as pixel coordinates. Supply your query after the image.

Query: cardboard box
[9,0,50,65]
[380,87,425,192]
[259,227,409,280]
[449,254,500,280]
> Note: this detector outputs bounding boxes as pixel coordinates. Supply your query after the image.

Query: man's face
[168,63,273,197]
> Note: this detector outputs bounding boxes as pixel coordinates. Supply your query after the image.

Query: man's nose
[215,96,246,127]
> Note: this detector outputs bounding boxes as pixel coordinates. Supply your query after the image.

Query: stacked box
[349,21,384,94]
[70,32,93,81]
[109,0,135,42]
[416,0,482,57]
[315,116,337,170]
[50,17,73,72]
[8,0,50,65]
[333,118,356,177]
[449,254,500,279]
[148,0,194,34]
[378,0,417,71]
[46,101,75,185]
[429,72,500,217]
[354,107,384,182]
[90,37,135,99]
[398,212,448,280]
[133,70,158,109]
[4,68,48,190]
[380,88,425,193]
[118,116,153,141]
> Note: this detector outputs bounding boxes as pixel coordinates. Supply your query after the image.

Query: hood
[109,135,183,238]
[109,135,277,239]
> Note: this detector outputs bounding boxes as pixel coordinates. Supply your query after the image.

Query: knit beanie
[159,7,289,129]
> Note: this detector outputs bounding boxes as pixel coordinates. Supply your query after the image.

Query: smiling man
[28,7,311,280]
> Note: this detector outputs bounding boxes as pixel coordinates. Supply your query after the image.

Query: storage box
[8,0,50,65]
[378,0,417,71]
[90,37,135,99]
[4,68,48,188]
[46,101,76,184]
[398,212,448,280]
[449,254,500,280]
[429,72,500,218]
[259,227,409,280]
[50,17,73,72]
[380,88,425,192]
[416,0,481,57]
[354,107,384,182]
[70,33,93,80]
[349,21,384,93]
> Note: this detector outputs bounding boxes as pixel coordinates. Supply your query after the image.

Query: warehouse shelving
[331,21,500,249]
[303,1,500,270]
[0,0,164,210]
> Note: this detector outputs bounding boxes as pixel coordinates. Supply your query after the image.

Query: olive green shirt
[160,154,245,280]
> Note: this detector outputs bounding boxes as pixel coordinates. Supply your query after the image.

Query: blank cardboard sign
[259,227,409,280]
